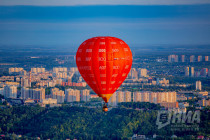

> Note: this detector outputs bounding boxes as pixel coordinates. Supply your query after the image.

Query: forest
[0,103,209,139]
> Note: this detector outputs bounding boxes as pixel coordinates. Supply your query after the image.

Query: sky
[0,0,210,47]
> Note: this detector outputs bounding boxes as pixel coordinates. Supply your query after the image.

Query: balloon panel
[76,37,132,102]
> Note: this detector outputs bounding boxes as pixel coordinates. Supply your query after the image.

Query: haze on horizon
[0,0,210,47]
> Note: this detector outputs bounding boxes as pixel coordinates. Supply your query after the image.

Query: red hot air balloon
[76,36,132,111]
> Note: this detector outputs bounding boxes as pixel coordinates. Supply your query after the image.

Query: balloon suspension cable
[102,102,108,112]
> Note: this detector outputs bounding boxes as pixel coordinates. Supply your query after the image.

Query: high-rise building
[53,67,67,73]
[156,92,163,103]
[9,68,15,74]
[168,55,171,62]
[189,67,194,77]
[129,68,138,79]
[33,88,45,101]
[9,67,24,74]
[205,56,209,61]
[175,55,178,62]
[109,92,117,106]
[21,87,30,99]
[133,91,177,104]
[51,88,64,103]
[141,91,150,102]
[31,68,45,74]
[198,99,210,107]
[40,68,45,73]
[65,89,80,102]
[168,55,178,62]
[190,55,195,62]
[53,67,68,78]
[69,67,78,73]
[21,89,29,99]
[3,85,17,98]
[200,68,208,77]
[156,78,169,86]
[157,92,177,103]
[54,72,67,79]
[167,92,177,102]
[80,89,90,102]
[185,67,189,76]
[0,88,3,96]
[133,92,142,102]
[149,92,157,103]
[127,69,132,78]
[21,77,31,87]
[116,91,125,103]
[198,56,202,62]
[31,68,36,73]
[181,55,185,62]
[137,68,147,77]
[196,81,202,91]
[21,87,45,100]
[186,67,194,77]
[124,91,132,102]
[195,71,200,77]
[161,92,168,102]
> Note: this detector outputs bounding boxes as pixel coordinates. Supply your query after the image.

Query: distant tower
[205,56,209,61]
[175,55,178,62]
[168,55,171,62]
[138,68,147,77]
[124,91,132,102]
[3,85,17,98]
[116,91,125,103]
[109,92,117,106]
[200,68,208,77]
[198,56,202,62]
[181,55,185,62]
[196,81,202,91]
[195,71,200,77]
[29,71,31,87]
[190,55,195,62]
[189,67,194,77]
[168,55,178,62]
[185,67,189,76]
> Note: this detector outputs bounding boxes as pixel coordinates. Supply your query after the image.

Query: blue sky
[0,1,210,47]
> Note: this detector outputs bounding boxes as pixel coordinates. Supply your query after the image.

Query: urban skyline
[0,1,209,139]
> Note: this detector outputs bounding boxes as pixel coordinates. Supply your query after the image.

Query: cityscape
[0,1,210,140]
[0,47,209,139]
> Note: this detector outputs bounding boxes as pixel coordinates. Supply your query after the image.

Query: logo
[156,110,200,131]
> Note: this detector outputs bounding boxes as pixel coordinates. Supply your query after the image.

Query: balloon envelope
[76,36,132,103]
